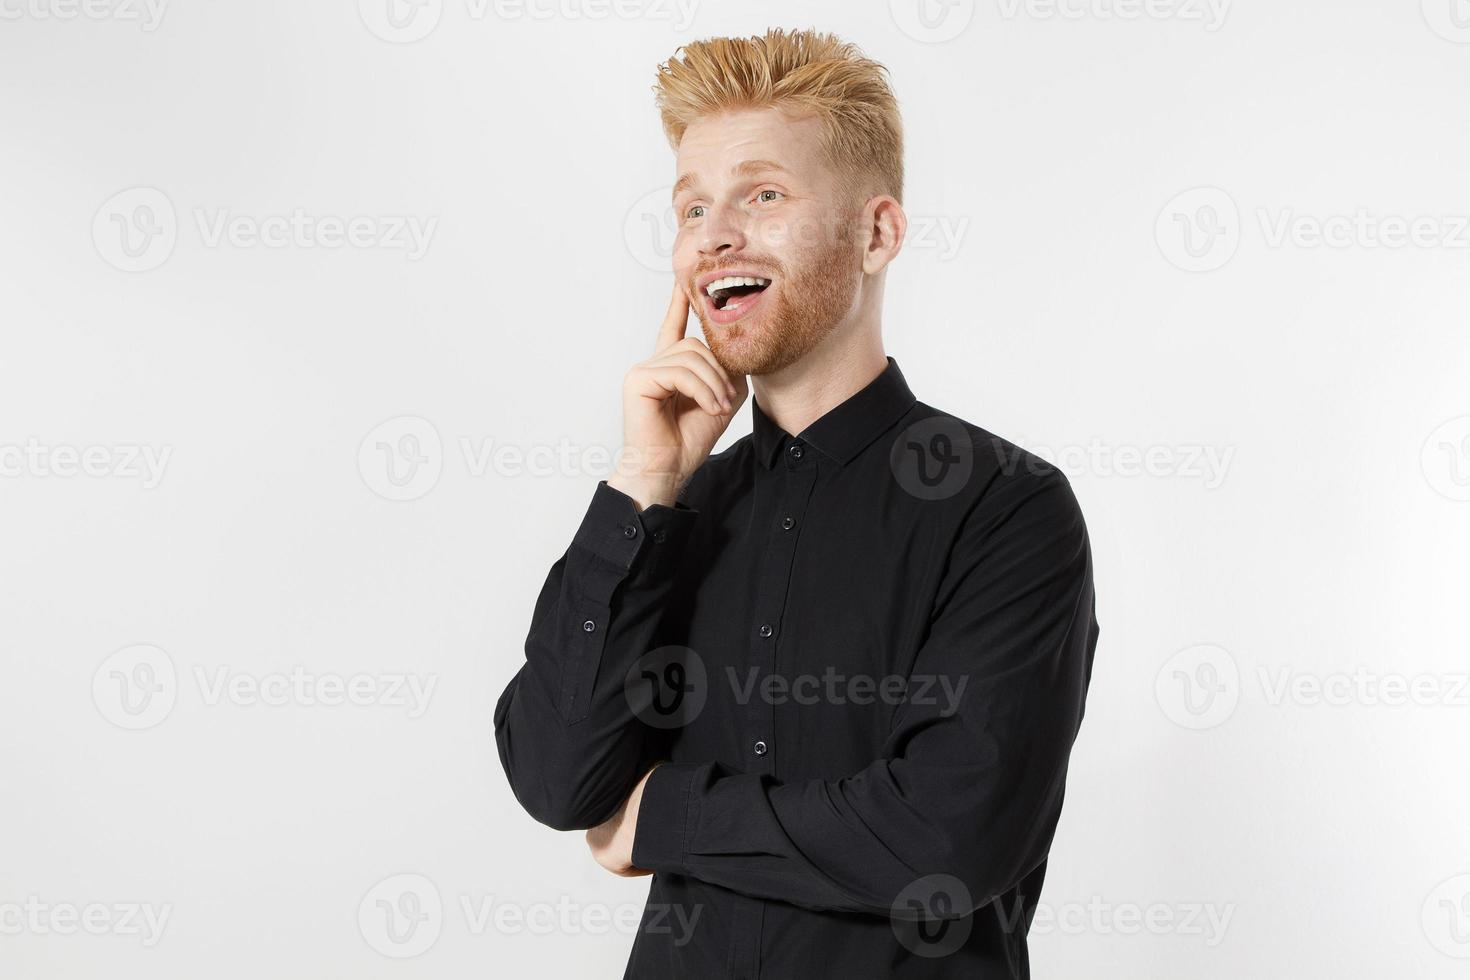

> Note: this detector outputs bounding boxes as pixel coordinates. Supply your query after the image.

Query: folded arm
[494,479,698,831]
[630,468,1099,917]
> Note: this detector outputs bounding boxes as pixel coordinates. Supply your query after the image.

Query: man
[494,27,1099,979]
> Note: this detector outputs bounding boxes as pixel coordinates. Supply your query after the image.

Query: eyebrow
[672,159,791,201]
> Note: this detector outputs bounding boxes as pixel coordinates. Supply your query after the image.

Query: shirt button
[753,740,768,756]
[758,624,773,638]
[781,516,794,530]
[582,620,596,632]
[623,524,638,538]
[788,443,804,460]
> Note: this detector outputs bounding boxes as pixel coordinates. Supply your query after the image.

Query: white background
[2,0,1469,977]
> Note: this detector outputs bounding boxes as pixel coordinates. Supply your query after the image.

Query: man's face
[671,107,865,377]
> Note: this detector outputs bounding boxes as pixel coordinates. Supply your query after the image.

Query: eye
[755,189,784,204]
[684,204,707,220]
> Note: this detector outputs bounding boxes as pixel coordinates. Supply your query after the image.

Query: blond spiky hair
[653,27,904,207]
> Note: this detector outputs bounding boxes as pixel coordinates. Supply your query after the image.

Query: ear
[860,195,907,276]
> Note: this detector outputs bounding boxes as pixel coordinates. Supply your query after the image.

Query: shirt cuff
[570,480,698,575]
[631,762,702,874]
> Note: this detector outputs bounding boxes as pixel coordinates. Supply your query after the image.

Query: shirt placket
[730,435,819,980]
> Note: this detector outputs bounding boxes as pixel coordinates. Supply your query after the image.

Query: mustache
[692,261,780,281]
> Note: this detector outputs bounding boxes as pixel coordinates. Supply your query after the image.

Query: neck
[752,329,888,438]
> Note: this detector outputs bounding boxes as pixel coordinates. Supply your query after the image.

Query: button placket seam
[746,457,817,775]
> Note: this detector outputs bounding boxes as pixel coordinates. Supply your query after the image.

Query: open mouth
[703,275,772,320]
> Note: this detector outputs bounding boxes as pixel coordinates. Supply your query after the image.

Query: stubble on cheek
[727,241,860,375]
[687,207,865,377]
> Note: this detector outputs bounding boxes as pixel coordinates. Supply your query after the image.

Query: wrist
[606,474,679,512]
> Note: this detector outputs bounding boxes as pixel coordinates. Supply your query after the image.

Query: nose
[695,201,748,258]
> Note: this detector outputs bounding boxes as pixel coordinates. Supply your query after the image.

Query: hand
[607,280,748,510]
[585,764,662,877]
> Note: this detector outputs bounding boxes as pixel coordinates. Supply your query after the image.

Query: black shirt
[494,355,1100,979]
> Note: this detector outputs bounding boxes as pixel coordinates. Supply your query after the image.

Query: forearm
[631,470,1097,915]
[630,720,1076,918]
[495,479,697,831]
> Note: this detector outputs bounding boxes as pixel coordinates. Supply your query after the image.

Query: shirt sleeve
[495,479,699,831]
[630,467,1099,918]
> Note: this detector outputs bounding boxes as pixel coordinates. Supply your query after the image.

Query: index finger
[654,277,691,354]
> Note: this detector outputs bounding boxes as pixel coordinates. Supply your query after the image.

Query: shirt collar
[751,355,917,469]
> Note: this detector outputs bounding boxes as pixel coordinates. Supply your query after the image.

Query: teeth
[704,275,770,297]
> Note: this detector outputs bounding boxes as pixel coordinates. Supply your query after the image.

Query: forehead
[674,107,828,191]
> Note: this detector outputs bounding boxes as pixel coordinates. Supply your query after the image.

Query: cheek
[671,229,697,278]
[750,214,792,252]
[787,211,840,254]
